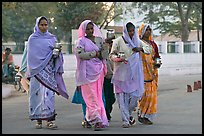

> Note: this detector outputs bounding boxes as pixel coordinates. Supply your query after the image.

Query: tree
[2,2,58,51]
[99,2,123,29]
[54,2,107,42]
[131,2,202,42]
[2,2,17,42]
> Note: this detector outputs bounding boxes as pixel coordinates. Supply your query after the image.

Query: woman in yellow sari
[137,23,162,125]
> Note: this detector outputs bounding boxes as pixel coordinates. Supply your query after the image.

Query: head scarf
[138,23,153,41]
[111,22,144,96]
[78,20,104,39]
[27,16,57,76]
[27,16,68,99]
[75,20,105,86]
[123,22,140,48]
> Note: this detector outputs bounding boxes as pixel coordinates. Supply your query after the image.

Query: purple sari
[27,16,68,99]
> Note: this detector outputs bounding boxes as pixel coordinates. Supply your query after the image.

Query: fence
[2,41,202,54]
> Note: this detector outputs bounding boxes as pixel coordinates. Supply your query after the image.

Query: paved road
[2,54,202,134]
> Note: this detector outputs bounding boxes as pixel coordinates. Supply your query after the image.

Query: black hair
[38,16,48,25]
[5,47,11,51]
[87,21,94,26]
[126,22,135,32]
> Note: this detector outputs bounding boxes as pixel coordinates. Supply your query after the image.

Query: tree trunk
[177,2,191,42]
[181,21,189,42]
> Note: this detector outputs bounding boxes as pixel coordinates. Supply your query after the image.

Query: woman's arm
[140,40,152,54]
[76,46,98,60]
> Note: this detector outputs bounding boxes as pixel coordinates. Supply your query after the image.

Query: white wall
[13,53,202,77]
[158,53,202,76]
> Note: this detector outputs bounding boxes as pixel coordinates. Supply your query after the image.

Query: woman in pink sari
[75,20,109,131]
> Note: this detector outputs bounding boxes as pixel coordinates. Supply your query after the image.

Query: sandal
[143,117,153,125]
[81,120,86,128]
[138,116,153,125]
[129,116,136,125]
[82,120,92,128]
[35,121,42,129]
[46,121,58,129]
[122,123,130,128]
[138,116,144,124]
[93,122,102,131]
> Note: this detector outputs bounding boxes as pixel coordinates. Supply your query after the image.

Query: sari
[75,20,109,127]
[27,16,68,121]
[138,23,161,121]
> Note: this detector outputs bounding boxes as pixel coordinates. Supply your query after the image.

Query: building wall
[158,53,202,76]
[12,53,202,76]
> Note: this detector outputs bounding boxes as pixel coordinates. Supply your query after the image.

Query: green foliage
[2,2,57,43]
[131,2,202,41]
[54,2,106,38]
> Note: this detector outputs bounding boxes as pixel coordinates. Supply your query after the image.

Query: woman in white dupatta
[110,22,152,128]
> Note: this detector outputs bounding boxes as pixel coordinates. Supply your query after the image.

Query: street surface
[2,54,202,134]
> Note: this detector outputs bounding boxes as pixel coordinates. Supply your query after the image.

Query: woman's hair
[38,16,48,25]
[126,22,135,32]
[5,47,11,51]
[87,22,94,26]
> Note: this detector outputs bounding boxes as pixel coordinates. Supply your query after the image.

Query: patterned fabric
[141,41,155,82]
[27,16,68,99]
[138,24,160,121]
[138,80,157,120]
[35,58,58,93]
[29,77,56,121]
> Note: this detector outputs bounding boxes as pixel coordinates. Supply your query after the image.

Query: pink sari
[75,20,109,127]
[81,67,108,126]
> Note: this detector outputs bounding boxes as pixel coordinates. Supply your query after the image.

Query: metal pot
[154,58,162,68]
[155,58,161,65]
[53,43,61,56]
[107,29,115,39]
[118,51,125,59]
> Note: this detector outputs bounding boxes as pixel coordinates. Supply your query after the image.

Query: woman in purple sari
[75,20,109,131]
[27,16,68,129]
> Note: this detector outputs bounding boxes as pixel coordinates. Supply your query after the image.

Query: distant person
[27,16,69,129]
[74,20,109,130]
[2,47,15,78]
[16,42,29,93]
[103,41,116,122]
[137,23,162,125]
[109,22,152,128]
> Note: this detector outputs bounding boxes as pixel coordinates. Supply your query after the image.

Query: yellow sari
[138,23,159,119]
[139,41,158,117]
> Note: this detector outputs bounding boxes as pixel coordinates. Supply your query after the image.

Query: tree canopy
[2,2,202,44]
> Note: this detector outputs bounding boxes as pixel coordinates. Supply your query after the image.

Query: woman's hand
[112,57,128,64]
[95,51,103,60]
